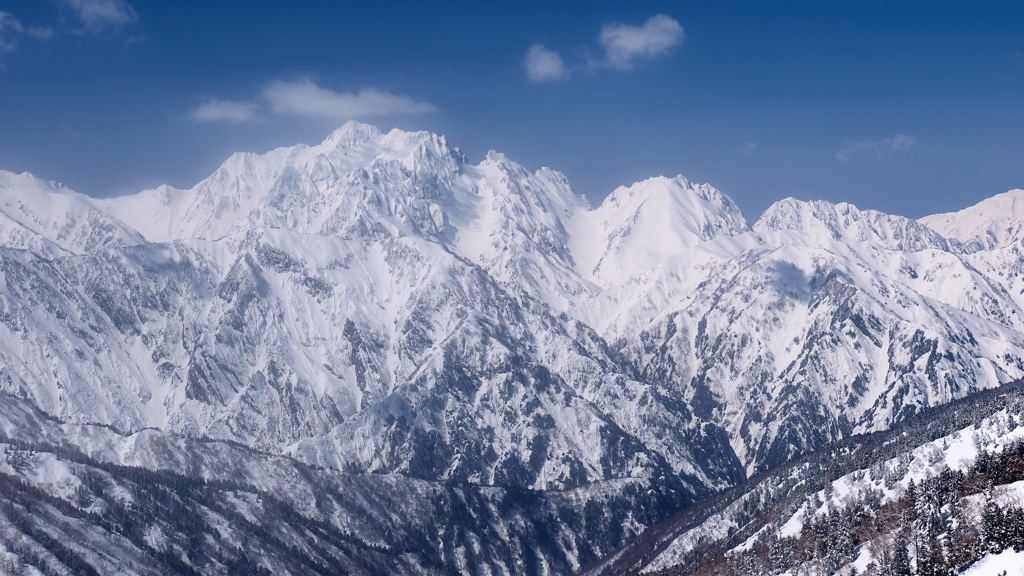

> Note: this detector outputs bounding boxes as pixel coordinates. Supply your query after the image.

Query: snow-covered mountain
[0,122,1022,573]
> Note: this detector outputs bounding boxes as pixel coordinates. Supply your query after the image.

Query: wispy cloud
[598,15,684,70]
[61,0,138,31]
[524,15,684,82]
[189,79,436,123]
[263,79,436,118]
[189,99,261,123]
[0,11,23,54]
[0,11,56,63]
[740,142,759,155]
[525,43,568,82]
[837,134,914,162]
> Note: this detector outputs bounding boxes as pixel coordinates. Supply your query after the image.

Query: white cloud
[837,134,915,162]
[888,134,914,151]
[189,99,261,123]
[263,79,436,118]
[599,15,684,70]
[186,79,436,125]
[61,0,138,31]
[524,15,684,83]
[0,11,24,54]
[740,142,759,155]
[26,27,55,40]
[525,43,568,82]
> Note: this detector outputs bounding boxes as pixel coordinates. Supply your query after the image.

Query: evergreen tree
[913,486,945,575]
[1007,507,1024,552]
[945,500,983,571]
[890,542,912,576]
[878,550,893,576]
[767,526,791,573]
[982,484,1008,552]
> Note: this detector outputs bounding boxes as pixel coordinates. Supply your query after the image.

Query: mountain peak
[322,120,384,148]
[0,170,66,195]
[569,175,749,286]
[919,189,1024,250]
[598,175,748,238]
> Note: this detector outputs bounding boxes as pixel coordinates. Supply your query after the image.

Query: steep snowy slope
[451,152,595,312]
[567,176,749,287]
[920,189,1024,250]
[0,228,747,492]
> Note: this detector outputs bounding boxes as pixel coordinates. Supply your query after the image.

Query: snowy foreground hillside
[0,123,1023,573]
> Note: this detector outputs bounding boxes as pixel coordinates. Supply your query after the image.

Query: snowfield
[962,549,1024,576]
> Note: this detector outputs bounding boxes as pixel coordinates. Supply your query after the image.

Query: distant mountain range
[0,122,1022,573]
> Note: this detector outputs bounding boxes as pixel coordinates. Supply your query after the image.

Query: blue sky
[0,1,1022,220]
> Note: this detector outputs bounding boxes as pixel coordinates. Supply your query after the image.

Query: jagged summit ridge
[755,197,964,253]
[0,170,145,257]
[89,123,756,312]
[93,121,465,244]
